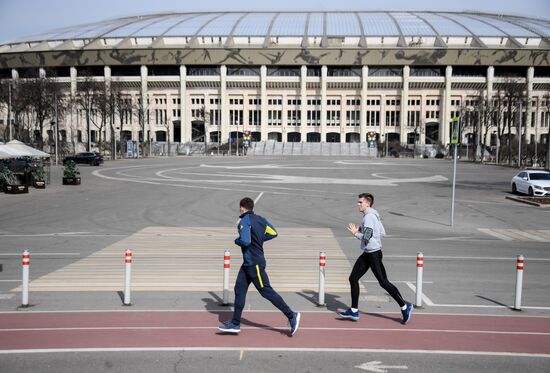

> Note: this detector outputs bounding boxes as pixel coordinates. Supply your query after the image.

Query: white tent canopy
[0,140,50,159]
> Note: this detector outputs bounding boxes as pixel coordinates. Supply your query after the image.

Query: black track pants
[349,250,406,309]
[232,264,294,325]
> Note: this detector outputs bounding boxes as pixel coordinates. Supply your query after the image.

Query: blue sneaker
[218,320,240,333]
[339,308,360,321]
[401,303,413,324]
[289,312,301,336]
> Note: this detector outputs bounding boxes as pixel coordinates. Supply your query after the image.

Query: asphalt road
[0,155,549,372]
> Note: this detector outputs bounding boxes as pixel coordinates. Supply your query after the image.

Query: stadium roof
[2,11,549,49]
[0,11,549,69]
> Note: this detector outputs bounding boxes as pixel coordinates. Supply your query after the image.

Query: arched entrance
[307,133,320,142]
[191,120,205,142]
[209,131,220,143]
[287,132,301,142]
[155,130,166,142]
[346,133,360,143]
[251,132,261,141]
[407,132,419,145]
[268,132,282,142]
[326,132,340,143]
[425,122,439,144]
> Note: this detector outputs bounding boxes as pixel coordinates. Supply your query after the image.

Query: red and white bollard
[514,255,524,311]
[318,251,326,306]
[123,249,132,306]
[415,252,424,308]
[222,250,230,305]
[21,250,30,307]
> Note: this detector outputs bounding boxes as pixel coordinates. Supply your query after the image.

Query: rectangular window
[286,109,301,126]
[307,110,321,126]
[229,109,243,125]
[385,110,400,126]
[326,110,341,126]
[249,110,261,126]
[210,109,221,125]
[307,99,321,106]
[365,111,380,126]
[268,110,282,125]
[346,110,361,126]
[407,111,420,127]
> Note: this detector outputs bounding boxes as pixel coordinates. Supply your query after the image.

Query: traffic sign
[450,117,460,145]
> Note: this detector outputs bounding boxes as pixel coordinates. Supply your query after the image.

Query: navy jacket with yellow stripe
[235,210,278,267]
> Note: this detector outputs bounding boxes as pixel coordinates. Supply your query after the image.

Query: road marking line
[431,304,550,310]
[385,255,550,262]
[254,192,264,205]
[1,326,549,336]
[509,229,548,242]
[477,229,514,241]
[0,253,81,256]
[527,230,550,240]
[405,282,434,306]
[0,347,548,357]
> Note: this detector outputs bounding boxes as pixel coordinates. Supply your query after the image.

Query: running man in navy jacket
[218,197,301,336]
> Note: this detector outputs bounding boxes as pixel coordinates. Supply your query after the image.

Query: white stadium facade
[0,10,550,157]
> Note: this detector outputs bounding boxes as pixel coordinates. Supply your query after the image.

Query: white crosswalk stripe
[478,228,550,242]
[12,227,362,293]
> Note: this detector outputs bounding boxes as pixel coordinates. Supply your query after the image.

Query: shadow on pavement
[297,290,348,314]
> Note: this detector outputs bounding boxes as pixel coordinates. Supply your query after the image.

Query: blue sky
[0,0,549,43]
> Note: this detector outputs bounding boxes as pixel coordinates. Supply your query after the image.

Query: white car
[511,170,550,196]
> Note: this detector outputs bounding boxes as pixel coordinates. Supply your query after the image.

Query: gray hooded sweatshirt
[354,207,386,253]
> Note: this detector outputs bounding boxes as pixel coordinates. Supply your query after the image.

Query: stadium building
[0,11,549,156]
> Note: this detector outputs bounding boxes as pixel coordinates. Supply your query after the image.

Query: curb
[505,196,550,207]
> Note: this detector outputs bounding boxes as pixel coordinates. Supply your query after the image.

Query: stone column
[360,65,368,143]
[140,65,149,151]
[220,65,228,144]
[180,65,187,143]
[70,66,77,98]
[260,65,268,142]
[321,65,327,142]
[300,65,307,143]
[401,65,410,145]
[104,65,112,142]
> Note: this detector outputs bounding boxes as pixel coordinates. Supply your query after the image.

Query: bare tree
[499,80,528,166]
[20,77,63,149]
[110,84,137,159]
[75,72,102,152]
[88,80,110,154]
[0,79,31,142]
[543,92,550,170]
[469,91,499,163]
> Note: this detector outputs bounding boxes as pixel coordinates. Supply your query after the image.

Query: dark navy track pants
[232,264,294,325]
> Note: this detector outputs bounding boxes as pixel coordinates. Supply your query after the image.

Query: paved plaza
[0,156,549,372]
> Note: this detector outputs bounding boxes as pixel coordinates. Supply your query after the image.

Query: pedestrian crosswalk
[478,228,550,242]
[13,227,362,293]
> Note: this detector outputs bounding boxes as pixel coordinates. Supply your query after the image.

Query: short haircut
[240,197,254,211]
[358,193,374,207]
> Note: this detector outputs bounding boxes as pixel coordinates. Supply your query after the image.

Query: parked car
[511,170,550,196]
[63,152,103,166]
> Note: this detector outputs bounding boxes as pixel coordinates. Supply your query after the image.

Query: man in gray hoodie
[339,192,413,324]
